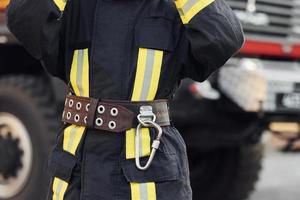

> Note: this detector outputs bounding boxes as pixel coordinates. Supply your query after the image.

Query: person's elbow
[229,21,245,56]
[212,17,245,70]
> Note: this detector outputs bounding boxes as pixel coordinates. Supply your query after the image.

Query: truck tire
[189,143,263,200]
[0,75,59,200]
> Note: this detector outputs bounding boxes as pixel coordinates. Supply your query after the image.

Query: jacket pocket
[48,149,78,183]
[135,16,175,52]
[47,125,79,183]
[120,127,185,183]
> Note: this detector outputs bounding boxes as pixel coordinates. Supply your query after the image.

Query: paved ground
[249,148,300,200]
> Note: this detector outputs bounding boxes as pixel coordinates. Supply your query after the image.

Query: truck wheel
[189,143,263,200]
[0,75,59,200]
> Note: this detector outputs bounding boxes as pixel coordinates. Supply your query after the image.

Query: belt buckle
[135,106,163,171]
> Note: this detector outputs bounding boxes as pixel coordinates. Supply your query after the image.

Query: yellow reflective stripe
[52,48,90,200]
[52,178,68,200]
[127,47,163,197]
[141,128,151,156]
[70,49,90,97]
[70,50,80,95]
[126,48,164,159]
[131,48,148,101]
[175,0,188,8]
[176,0,215,24]
[82,49,90,97]
[126,128,151,159]
[63,125,85,155]
[131,183,141,200]
[146,50,163,100]
[53,0,67,11]
[126,128,136,159]
[147,183,156,200]
[130,182,156,200]
[128,48,162,199]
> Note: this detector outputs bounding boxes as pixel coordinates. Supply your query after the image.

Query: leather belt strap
[62,95,170,133]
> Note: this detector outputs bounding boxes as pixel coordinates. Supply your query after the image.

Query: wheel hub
[0,126,23,180]
[0,113,33,199]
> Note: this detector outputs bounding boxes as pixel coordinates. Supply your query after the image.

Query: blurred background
[0,0,299,199]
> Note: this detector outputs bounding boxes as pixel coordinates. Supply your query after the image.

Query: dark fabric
[47,130,79,183]
[6,0,64,78]
[6,0,59,59]
[60,0,97,50]
[6,0,96,80]
[180,0,245,81]
[135,17,175,52]
[47,149,77,182]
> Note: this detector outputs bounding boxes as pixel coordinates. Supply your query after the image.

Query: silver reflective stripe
[182,0,199,13]
[139,183,149,200]
[139,129,144,157]
[139,47,155,156]
[140,49,155,101]
[67,127,77,151]
[55,181,63,199]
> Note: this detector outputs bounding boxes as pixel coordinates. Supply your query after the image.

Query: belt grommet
[67,112,72,120]
[108,121,117,130]
[65,98,68,106]
[69,99,74,107]
[95,118,103,126]
[74,114,80,122]
[97,105,105,114]
[76,102,82,110]
[85,103,90,112]
[62,111,65,118]
[110,108,118,116]
[84,116,87,124]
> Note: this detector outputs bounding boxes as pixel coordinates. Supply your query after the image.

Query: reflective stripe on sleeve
[175,0,215,24]
[53,0,67,11]
[52,49,90,200]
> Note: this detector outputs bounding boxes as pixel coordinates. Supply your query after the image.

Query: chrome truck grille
[226,0,300,43]
[219,58,300,113]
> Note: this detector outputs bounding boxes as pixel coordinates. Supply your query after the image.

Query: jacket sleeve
[175,0,245,82]
[7,0,67,79]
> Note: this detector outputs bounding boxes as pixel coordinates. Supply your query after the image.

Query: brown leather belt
[62,95,170,133]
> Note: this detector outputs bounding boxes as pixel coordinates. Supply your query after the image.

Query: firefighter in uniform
[7,0,244,199]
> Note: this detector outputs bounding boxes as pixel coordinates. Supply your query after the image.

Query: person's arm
[7,0,67,79]
[175,0,245,81]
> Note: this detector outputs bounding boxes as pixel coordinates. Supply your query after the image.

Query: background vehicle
[0,0,300,200]
[0,1,65,199]
[171,0,300,200]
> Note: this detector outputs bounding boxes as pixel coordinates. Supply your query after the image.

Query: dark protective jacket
[7,0,244,199]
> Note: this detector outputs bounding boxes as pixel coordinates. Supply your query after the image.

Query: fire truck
[0,0,300,200]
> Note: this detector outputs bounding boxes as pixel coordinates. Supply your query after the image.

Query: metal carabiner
[135,120,163,170]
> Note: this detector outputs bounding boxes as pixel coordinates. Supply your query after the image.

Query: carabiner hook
[135,120,163,171]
